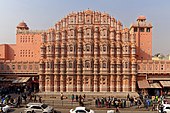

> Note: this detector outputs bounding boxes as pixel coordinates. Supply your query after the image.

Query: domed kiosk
[16,21,29,30]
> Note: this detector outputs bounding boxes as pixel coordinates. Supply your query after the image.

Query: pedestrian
[39,96,42,103]
[115,100,119,109]
[116,107,120,113]
[152,103,155,111]
[145,99,149,110]
[79,95,82,106]
[34,95,37,102]
[95,98,98,107]
[76,95,78,102]
[71,94,74,102]
[160,104,164,113]
[29,94,33,102]
[83,94,86,102]
[22,93,27,103]
[127,93,130,101]
[137,99,141,108]
[17,96,21,108]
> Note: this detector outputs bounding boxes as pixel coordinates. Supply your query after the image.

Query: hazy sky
[0,0,170,55]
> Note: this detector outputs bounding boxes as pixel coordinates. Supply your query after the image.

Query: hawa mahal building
[1,10,170,94]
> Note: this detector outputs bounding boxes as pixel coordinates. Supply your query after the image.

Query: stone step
[37,92,139,101]
[43,100,94,105]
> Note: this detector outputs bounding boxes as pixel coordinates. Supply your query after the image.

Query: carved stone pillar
[99,75,108,92]
[66,75,77,92]
[122,75,130,92]
[131,75,136,92]
[50,75,54,92]
[77,75,82,92]
[66,75,72,92]
[45,74,54,92]
[60,75,66,92]
[54,75,60,92]
[116,75,121,92]
[82,75,86,92]
[82,75,92,92]
[45,75,50,92]
[94,75,99,92]
[110,75,116,92]
[39,74,45,92]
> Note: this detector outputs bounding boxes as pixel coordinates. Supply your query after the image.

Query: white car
[24,103,54,113]
[0,104,10,113]
[70,107,94,113]
[158,104,170,113]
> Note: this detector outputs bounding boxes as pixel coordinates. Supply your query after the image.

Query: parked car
[0,103,10,113]
[158,104,170,113]
[70,107,94,113]
[24,103,54,113]
[107,110,115,113]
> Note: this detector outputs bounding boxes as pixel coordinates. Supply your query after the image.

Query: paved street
[10,107,158,113]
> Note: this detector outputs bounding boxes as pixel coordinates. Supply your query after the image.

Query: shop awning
[149,83,162,89]
[12,77,30,83]
[148,78,170,80]
[0,77,14,82]
[160,81,170,87]
[137,80,150,89]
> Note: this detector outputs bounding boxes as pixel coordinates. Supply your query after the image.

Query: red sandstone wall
[0,44,16,60]
[137,29,152,60]
[0,44,6,60]
[7,44,16,60]
[15,33,41,62]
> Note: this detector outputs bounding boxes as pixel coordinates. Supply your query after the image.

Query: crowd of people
[0,85,28,95]
[61,93,86,106]
[1,85,169,112]
[0,85,42,108]
[95,95,141,109]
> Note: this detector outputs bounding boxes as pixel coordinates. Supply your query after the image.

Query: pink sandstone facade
[0,10,168,94]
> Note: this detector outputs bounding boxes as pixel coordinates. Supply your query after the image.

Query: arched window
[86,29,91,36]
[103,62,107,68]
[69,17,74,24]
[47,62,50,68]
[85,61,90,68]
[70,30,74,36]
[125,62,128,68]
[125,46,128,52]
[103,29,107,37]
[95,14,99,22]
[68,61,72,68]
[20,38,22,42]
[86,15,91,23]
[69,45,73,52]
[103,45,107,52]
[79,14,82,22]
[85,44,91,52]
[48,45,50,52]
[125,33,129,41]
[103,16,107,23]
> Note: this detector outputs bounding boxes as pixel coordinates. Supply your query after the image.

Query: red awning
[137,80,150,89]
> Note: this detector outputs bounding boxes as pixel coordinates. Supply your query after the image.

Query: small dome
[84,9,93,14]
[17,21,29,30]
[137,15,146,20]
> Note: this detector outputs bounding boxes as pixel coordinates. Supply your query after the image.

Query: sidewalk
[37,92,139,100]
